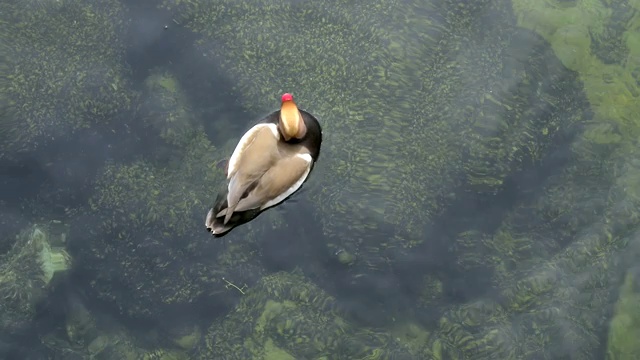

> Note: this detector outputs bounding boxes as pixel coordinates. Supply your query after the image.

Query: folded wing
[223,124,279,224]
[218,153,312,219]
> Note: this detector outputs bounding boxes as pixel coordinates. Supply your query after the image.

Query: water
[1,0,639,359]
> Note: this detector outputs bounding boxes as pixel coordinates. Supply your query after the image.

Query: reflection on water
[1,0,639,358]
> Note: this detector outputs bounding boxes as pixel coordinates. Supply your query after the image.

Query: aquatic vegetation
[157,0,640,358]
[41,293,192,359]
[141,68,200,147]
[431,98,640,358]
[0,0,638,357]
[75,130,267,325]
[0,224,71,335]
[0,0,136,159]
[162,0,591,327]
[418,0,640,355]
[607,269,640,359]
[199,270,416,359]
[512,0,640,142]
[63,56,302,334]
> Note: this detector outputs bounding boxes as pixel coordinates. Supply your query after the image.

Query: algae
[161,2,591,319]
[512,0,640,142]
[0,0,137,158]
[607,270,640,359]
[0,224,72,335]
[200,271,416,359]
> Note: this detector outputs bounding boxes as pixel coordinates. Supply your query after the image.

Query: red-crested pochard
[205,93,322,236]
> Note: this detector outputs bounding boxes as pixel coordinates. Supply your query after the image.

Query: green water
[1,0,639,359]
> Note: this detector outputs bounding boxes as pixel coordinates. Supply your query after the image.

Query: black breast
[260,109,323,161]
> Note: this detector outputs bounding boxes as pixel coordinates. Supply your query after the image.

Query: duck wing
[217,152,312,217]
[223,124,279,224]
[226,124,279,179]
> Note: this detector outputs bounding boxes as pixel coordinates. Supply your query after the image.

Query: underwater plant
[0,0,136,159]
[0,224,71,335]
[198,270,416,359]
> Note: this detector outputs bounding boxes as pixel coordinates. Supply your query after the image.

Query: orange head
[279,93,306,140]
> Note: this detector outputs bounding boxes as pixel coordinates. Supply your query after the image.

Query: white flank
[211,227,225,235]
[226,123,279,179]
[261,153,313,210]
[205,208,214,227]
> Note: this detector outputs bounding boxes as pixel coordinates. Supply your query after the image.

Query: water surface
[1,0,639,359]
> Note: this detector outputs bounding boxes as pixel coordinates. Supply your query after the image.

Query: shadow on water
[1,1,262,356]
[260,195,335,274]
[303,108,585,329]
[0,157,49,252]
[123,0,257,146]
[40,0,264,347]
[0,103,150,358]
[244,133,581,329]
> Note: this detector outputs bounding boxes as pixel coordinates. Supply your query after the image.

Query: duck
[205,93,322,236]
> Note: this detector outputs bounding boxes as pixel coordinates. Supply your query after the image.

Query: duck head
[278,93,307,141]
